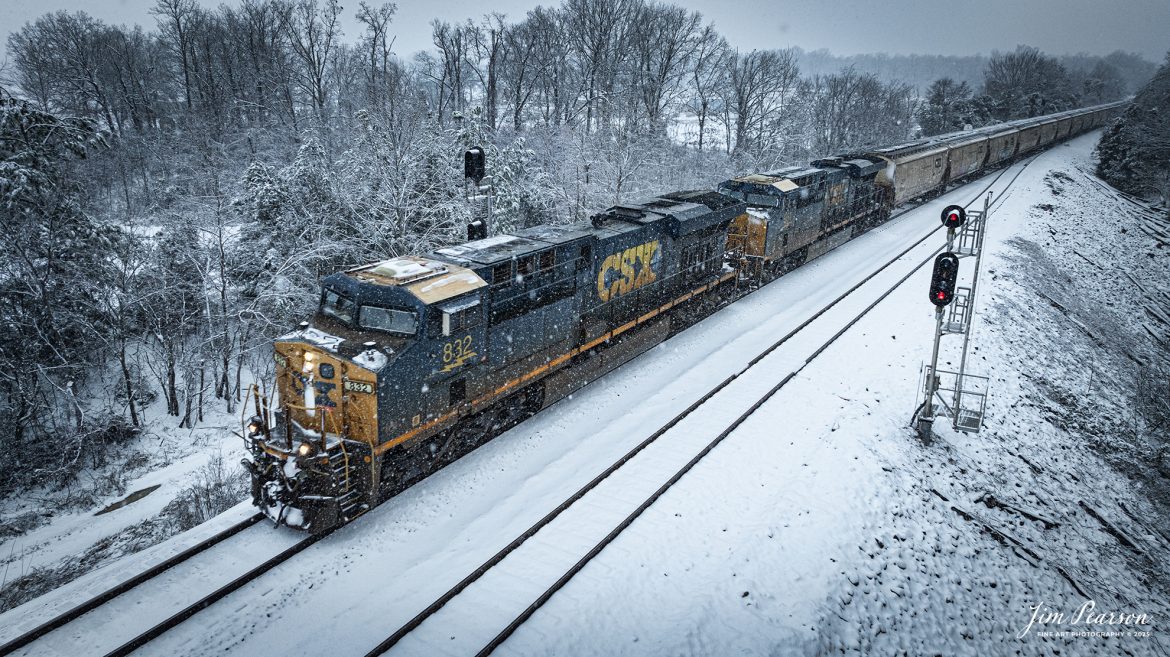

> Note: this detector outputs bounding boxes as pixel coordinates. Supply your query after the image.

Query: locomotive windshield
[321,288,356,324]
[358,305,418,335]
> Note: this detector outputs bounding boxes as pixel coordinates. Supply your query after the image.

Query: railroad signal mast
[464,146,492,240]
[915,197,992,440]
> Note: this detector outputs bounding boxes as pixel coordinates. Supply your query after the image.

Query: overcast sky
[2,0,1168,69]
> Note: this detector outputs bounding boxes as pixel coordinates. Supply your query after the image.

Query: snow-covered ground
[0,403,253,610]
[3,131,1167,656]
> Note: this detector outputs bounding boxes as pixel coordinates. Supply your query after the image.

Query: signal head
[929,252,960,307]
[464,146,486,183]
[941,204,966,229]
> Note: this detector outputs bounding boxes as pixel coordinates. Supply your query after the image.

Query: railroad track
[0,512,325,657]
[96,529,331,657]
[0,513,263,656]
[0,156,1036,657]
[362,156,1039,657]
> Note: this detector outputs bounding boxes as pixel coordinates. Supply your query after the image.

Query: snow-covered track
[97,530,328,657]
[363,157,1041,657]
[0,512,319,657]
[0,513,263,657]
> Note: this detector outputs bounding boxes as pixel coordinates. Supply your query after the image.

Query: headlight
[246,416,264,436]
[297,443,314,457]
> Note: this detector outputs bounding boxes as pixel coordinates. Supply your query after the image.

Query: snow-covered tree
[1097,52,1170,210]
[0,88,128,491]
[919,78,973,136]
[983,46,1077,120]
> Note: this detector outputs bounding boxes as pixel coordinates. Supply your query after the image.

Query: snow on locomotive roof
[366,256,447,282]
[437,233,518,255]
[435,233,547,264]
[513,223,596,243]
[728,174,800,194]
[350,255,487,305]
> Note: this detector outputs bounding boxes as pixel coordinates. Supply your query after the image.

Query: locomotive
[243,101,1123,531]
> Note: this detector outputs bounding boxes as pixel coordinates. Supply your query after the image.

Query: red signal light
[929,252,960,307]
[940,204,967,229]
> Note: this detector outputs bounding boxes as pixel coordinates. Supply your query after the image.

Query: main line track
[0,514,263,657]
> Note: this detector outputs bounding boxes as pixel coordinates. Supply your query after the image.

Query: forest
[0,0,1154,497]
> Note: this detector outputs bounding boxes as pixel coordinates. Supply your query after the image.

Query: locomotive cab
[243,256,489,531]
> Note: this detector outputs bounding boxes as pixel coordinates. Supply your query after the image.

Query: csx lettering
[597,240,659,302]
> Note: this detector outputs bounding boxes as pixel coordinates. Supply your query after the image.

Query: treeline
[916,46,1150,136]
[797,47,1154,98]
[0,0,1152,496]
[1097,54,1170,206]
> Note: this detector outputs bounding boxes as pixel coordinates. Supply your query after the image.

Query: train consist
[243,101,1123,531]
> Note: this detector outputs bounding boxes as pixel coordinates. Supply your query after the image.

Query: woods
[0,0,1150,496]
[1097,54,1170,209]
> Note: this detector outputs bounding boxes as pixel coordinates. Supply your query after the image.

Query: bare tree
[355,1,398,112]
[431,19,470,122]
[724,48,800,156]
[684,23,728,152]
[500,17,539,131]
[468,13,506,131]
[526,6,574,126]
[805,68,915,155]
[563,0,638,132]
[628,2,700,131]
[152,0,199,111]
[284,0,343,121]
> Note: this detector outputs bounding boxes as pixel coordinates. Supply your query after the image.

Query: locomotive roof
[429,190,745,271]
[434,233,549,264]
[762,166,824,183]
[513,223,597,243]
[726,165,828,194]
[344,255,488,305]
[589,191,745,238]
[842,158,882,176]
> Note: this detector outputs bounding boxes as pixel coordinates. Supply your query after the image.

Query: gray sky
[2,0,1168,69]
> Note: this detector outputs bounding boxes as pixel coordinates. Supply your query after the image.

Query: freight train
[243,101,1123,531]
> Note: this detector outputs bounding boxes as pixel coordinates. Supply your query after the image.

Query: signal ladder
[916,195,992,437]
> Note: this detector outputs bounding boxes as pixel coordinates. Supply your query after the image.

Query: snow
[436,234,519,256]
[353,348,389,371]
[279,326,344,351]
[415,271,483,294]
[5,132,1167,657]
[0,453,232,578]
[370,257,446,280]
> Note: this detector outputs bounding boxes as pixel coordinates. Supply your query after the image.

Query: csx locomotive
[243,101,1123,531]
